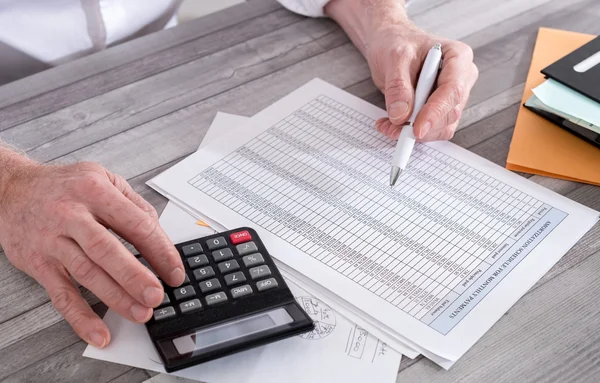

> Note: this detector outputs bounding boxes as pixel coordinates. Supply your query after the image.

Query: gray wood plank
[0,0,282,110]
[396,246,600,383]
[0,9,303,132]
[108,369,151,383]
[2,18,347,162]
[0,341,131,383]
[0,303,107,380]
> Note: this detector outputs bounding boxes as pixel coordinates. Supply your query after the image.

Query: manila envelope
[507,27,600,185]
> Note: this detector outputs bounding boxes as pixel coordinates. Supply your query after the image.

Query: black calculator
[136,227,314,372]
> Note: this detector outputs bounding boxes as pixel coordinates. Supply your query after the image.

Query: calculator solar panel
[137,227,314,372]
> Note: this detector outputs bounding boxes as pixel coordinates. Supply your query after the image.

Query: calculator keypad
[187,255,209,269]
[154,306,176,321]
[212,248,233,262]
[218,260,240,273]
[199,278,221,293]
[231,285,253,299]
[182,243,203,257]
[206,236,227,250]
[242,253,264,268]
[179,299,202,314]
[206,292,228,305]
[249,265,271,280]
[256,278,278,291]
[174,285,196,301]
[224,271,246,286]
[236,242,258,256]
[150,228,284,321]
[193,266,215,281]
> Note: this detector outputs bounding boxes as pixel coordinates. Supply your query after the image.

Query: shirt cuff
[277,0,331,18]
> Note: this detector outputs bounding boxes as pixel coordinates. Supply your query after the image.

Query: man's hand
[325,0,479,141]
[0,153,185,348]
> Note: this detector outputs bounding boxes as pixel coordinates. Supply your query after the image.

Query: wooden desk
[1,1,599,382]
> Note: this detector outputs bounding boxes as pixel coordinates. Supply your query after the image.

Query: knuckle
[103,285,125,304]
[449,83,465,106]
[120,267,146,290]
[68,255,98,283]
[86,232,113,260]
[472,63,480,80]
[454,41,474,60]
[131,216,158,241]
[50,288,75,315]
[385,77,412,100]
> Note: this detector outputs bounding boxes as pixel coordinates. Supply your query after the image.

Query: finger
[67,216,166,307]
[41,265,110,348]
[384,50,417,125]
[420,121,459,142]
[89,185,184,287]
[106,171,159,220]
[56,237,153,323]
[413,43,476,139]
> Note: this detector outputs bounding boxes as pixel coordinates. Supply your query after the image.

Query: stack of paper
[86,78,598,377]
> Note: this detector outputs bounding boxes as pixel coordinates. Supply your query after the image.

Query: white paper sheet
[148,79,599,366]
[83,111,402,383]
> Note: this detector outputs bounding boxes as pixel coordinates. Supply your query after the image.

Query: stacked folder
[507,28,600,185]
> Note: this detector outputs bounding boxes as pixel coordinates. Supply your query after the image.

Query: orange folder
[507,28,600,185]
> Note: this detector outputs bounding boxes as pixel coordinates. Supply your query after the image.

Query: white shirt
[0,0,329,83]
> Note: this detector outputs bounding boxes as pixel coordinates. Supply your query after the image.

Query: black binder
[524,36,600,149]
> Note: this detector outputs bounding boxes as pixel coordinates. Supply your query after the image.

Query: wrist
[0,146,38,218]
[325,0,411,56]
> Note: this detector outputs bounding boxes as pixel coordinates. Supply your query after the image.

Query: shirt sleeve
[277,0,412,18]
[277,0,331,17]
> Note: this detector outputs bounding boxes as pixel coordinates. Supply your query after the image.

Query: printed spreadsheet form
[150,79,598,365]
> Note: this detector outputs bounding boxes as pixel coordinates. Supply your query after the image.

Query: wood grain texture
[0,0,600,382]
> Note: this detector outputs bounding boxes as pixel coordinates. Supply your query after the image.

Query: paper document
[149,79,598,365]
[83,112,402,383]
[163,112,419,358]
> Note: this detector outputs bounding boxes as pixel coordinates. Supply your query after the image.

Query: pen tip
[389,167,402,187]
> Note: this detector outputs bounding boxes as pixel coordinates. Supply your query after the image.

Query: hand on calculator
[0,161,185,349]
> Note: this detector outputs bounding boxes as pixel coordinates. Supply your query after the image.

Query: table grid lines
[189,95,551,325]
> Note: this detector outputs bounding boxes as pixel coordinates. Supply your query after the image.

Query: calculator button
[179,299,202,314]
[206,236,227,250]
[256,278,278,291]
[231,285,253,299]
[212,248,233,262]
[174,285,196,301]
[218,260,240,273]
[236,241,258,256]
[181,243,203,257]
[206,292,228,306]
[199,278,221,293]
[160,293,170,306]
[242,253,264,268]
[230,230,252,245]
[249,265,271,280]
[154,306,176,321]
[183,273,190,284]
[187,254,209,269]
[193,266,215,281]
[224,271,246,286]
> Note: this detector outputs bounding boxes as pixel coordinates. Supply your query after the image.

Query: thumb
[384,64,415,126]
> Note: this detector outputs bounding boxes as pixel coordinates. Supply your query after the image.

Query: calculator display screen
[172,307,293,355]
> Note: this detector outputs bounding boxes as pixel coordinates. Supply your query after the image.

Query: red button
[230,230,252,245]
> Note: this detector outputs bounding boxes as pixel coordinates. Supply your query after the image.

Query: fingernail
[389,101,409,122]
[419,122,432,139]
[171,267,185,285]
[131,303,152,322]
[143,286,163,307]
[89,332,107,348]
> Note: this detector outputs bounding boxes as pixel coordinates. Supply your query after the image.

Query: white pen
[389,43,443,186]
